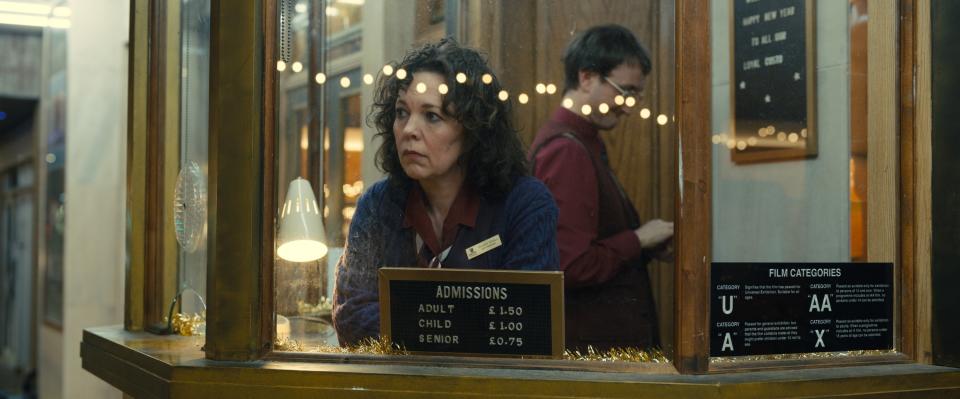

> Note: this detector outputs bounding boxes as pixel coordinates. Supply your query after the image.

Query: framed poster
[730,0,816,163]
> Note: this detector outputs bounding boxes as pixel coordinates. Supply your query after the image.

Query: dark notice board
[710,263,893,357]
[731,0,816,163]
[379,268,564,358]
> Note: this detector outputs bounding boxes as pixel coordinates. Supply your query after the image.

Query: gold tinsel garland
[163,312,206,336]
[272,336,895,364]
[274,337,666,362]
[563,346,669,363]
[275,336,408,355]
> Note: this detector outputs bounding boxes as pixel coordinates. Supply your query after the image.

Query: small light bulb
[562,98,574,109]
[382,65,394,76]
[498,90,509,101]
[276,60,287,72]
[640,108,651,119]
[614,95,625,106]
[363,74,374,85]
[315,73,326,84]
[625,96,637,107]
[737,141,747,150]
[416,82,427,93]
[581,104,592,115]
[482,74,493,84]
[438,83,449,94]
[396,68,408,80]
[456,72,467,83]
[518,93,529,104]
[340,76,351,88]
[291,62,303,73]
[535,83,546,94]
[598,103,609,114]
[546,84,557,94]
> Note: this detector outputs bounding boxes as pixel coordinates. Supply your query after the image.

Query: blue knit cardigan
[331,176,559,345]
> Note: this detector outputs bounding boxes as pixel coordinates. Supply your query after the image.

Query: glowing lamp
[277,177,328,262]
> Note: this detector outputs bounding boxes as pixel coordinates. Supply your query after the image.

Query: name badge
[465,235,502,260]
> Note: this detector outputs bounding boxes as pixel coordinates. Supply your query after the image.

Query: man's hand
[634,219,674,249]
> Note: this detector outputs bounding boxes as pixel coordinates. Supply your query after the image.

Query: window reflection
[325,0,363,36]
[175,0,211,319]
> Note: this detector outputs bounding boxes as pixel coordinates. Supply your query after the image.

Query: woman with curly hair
[332,38,559,346]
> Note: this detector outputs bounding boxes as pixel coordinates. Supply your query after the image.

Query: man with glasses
[529,24,673,351]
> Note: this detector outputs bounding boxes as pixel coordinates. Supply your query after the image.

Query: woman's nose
[401,115,423,138]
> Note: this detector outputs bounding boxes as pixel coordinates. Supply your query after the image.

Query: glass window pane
[274,0,677,362]
[709,0,897,360]
[42,25,67,328]
[165,0,210,330]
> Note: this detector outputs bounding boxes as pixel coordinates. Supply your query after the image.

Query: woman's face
[393,71,465,183]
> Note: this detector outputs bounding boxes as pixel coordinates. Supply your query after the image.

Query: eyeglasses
[603,76,640,105]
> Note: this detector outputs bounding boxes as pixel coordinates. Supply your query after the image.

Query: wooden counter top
[82,326,960,398]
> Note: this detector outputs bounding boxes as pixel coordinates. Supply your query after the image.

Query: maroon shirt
[402,182,480,267]
[529,108,643,288]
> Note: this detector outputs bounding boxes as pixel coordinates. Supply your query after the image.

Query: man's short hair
[562,24,652,93]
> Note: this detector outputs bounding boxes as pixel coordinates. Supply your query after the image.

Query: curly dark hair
[370,37,528,199]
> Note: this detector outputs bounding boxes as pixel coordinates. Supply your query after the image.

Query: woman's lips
[402,150,426,159]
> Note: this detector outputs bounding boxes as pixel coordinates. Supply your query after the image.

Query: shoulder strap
[530,131,641,228]
[530,132,594,176]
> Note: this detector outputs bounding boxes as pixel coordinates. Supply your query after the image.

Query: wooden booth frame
[112,0,937,381]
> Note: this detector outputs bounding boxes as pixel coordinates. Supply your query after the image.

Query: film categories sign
[711,263,893,357]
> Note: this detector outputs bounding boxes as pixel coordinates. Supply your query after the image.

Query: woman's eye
[426,112,442,122]
[396,108,409,118]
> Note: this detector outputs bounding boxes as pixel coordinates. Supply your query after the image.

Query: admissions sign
[379,268,564,358]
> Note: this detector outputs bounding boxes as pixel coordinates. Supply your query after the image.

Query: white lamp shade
[277,177,328,262]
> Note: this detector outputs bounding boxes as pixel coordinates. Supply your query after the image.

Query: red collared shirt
[530,108,643,288]
[402,182,480,266]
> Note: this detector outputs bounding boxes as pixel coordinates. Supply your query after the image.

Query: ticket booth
[80,0,960,397]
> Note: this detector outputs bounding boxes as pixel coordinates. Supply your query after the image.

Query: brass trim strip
[125,0,149,331]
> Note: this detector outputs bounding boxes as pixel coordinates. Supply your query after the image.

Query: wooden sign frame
[379,268,565,359]
[730,0,818,163]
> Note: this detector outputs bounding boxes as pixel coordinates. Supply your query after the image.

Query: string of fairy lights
[711,127,808,151]
[276,61,816,153]
[275,60,674,127]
